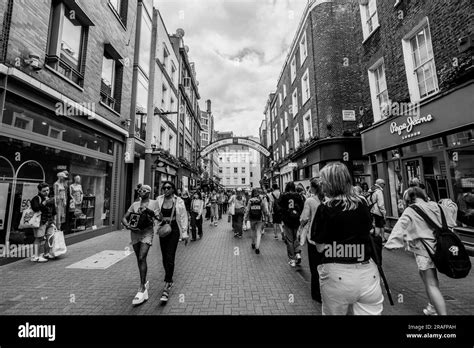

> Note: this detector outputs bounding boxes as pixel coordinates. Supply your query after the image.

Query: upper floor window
[290,56,296,83]
[292,88,298,116]
[108,0,128,26]
[135,71,148,141]
[100,46,123,113]
[284,111,288,129]
[280,116,284,135]
[294,124,300,149]
[171,62,177,85]
[301,68,310,104]
[303,110,312,140]
[279,93,283,107]
[299,32,308,64]
[46,1,94,87]
[359,0,379,40]
[283,84,287,99]
[234,167,238,173]
[242,167,245,173]
[368,58,389,123]
[402,19,439,102]
[163,44,169,68]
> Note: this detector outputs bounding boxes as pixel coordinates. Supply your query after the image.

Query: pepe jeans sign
[389,114,434,140]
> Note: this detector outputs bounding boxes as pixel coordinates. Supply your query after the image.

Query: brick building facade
[357,0,474,249]
[0,0,139,244]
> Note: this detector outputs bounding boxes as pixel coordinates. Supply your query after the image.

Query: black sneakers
[255,249,260,255]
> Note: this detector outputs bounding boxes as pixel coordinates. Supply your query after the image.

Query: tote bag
[18,208,41,229]
[48,226,67,257]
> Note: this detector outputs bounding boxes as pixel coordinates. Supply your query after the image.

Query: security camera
[25,54,42,70]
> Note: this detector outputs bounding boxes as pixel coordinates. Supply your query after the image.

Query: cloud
[157,0,307,137]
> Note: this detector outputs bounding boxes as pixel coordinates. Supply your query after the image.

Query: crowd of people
[123,161,469,315]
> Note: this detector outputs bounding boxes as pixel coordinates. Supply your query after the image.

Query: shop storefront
[291,137,372,187]
[361,82,474,244]
[0,93,124,245]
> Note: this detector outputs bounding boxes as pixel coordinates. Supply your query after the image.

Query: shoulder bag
[156,200,176,238]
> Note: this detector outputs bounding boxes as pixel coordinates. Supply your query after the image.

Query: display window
[449,145,474,230]
[0,136,113,245]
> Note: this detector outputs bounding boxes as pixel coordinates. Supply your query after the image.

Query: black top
[311,199,373,264]
[30,195,56,225]
[161,204,178,229]
[279,192,304,228]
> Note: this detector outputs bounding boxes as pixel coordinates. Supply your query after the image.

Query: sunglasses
[163,186,172,190]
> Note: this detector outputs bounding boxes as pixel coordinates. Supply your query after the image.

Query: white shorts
[415,254,435,271]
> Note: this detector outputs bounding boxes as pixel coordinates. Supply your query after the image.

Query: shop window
[447,128,474,147]
[449,146,474,229]
[401,137,444,156]
[4,98,114,155]
[0,137,112,239]
[387,160,404,218]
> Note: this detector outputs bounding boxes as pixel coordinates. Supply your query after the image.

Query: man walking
[279,182,304,267]
[370,178,386,242]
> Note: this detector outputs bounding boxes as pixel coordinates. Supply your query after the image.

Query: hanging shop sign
[389,114,434,140]
[124,138,135,163]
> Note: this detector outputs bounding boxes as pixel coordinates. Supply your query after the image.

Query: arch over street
[200,137,270,158]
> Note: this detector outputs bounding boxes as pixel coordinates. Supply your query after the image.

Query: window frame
[299,31,308,65]
[294,123,300,149]
[292,88,298,117]
[359,0,380,41]
[303,110,312,140]
[290,55,296,83]
[368,57,389,123]
[301,68,310,105]
[402,18,439,103]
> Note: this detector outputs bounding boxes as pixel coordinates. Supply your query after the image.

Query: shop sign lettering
[389,114,433,136]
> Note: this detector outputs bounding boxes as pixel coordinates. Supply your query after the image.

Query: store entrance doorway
[403,152,449,202]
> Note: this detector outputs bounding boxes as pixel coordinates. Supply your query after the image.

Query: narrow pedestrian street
[1,213,473,316]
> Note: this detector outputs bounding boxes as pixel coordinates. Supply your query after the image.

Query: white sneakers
[295,253,302,265]
[423,303,438,315]
[288,260,296,267]
[31,255,48,263]
[132,281,149,306]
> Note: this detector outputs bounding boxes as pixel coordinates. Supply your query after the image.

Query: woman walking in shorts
[122,185,158,305]
[385,188,457,315]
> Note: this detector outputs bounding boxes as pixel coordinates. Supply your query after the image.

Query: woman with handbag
[190,191,204,241]
[155,181,189,303]
[30,182,56,263]
[122,184,158,306]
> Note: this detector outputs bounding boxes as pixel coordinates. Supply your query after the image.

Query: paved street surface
[1,213,473,315]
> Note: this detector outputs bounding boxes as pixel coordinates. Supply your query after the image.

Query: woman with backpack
[122,184,158,305]
[311,162,384,315]
[385,187,458,315]
[244,188,269,254]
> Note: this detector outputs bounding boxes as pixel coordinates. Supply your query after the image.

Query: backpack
[367,189,378,211]
[285,195,302,227]
[409,204,471,279]
[248,198,262,220]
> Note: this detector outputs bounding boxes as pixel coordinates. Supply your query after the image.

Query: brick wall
[358,0,474,125]
[4,0,138,129]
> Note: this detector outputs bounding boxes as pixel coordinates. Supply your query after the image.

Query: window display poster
[0,183,9,230]
[21,183,39,212]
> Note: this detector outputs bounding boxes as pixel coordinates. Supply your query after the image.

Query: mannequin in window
[54,171,68,227]
[70,175,84,209]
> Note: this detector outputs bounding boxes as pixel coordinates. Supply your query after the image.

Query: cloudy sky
[156,0,307,137]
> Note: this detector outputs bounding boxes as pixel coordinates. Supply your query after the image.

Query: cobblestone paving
[1,214,473,315]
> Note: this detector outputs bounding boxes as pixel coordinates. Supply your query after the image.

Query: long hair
[310,178,325,202]
[161,181,177,195]
[320,162,362,211]
[285,181,296,193]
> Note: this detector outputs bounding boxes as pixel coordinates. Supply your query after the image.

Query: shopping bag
[48,227,67,257]
[228,203,235,215]
[18,208,41,229]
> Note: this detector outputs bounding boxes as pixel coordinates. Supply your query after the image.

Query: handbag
[128,203,155,230]
[18,208,41,229]
[47,226,67,257]
[156,201,176,238]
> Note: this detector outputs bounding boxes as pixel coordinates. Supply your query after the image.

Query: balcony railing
[100,80,120,113]
[46,54,84,87]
